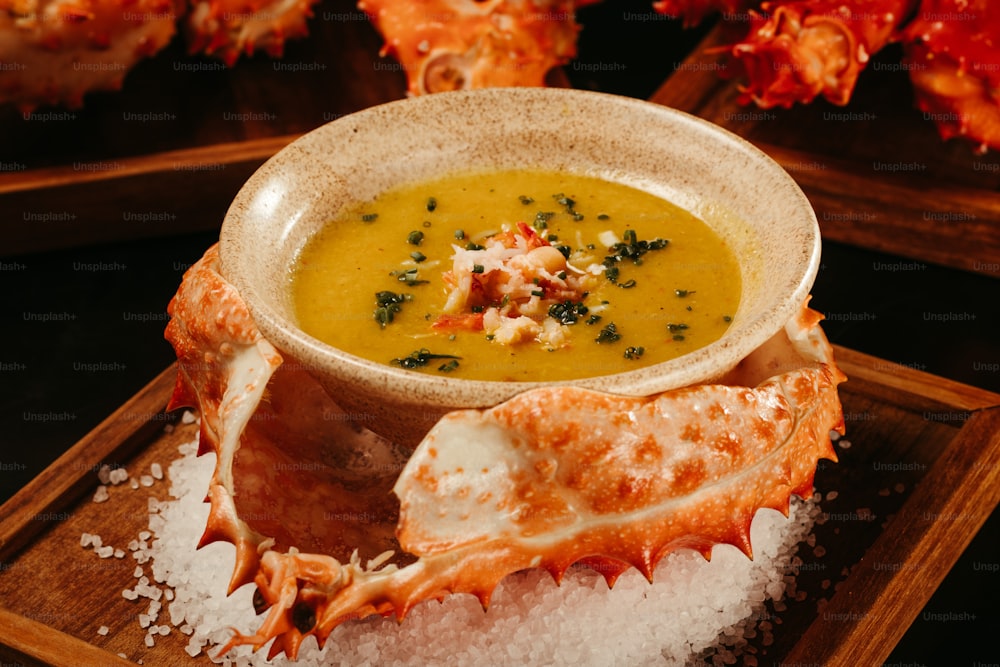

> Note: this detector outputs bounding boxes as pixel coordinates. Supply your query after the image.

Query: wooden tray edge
[0,366,178,563]
[785,406,1000,665]
[0,607,134,667]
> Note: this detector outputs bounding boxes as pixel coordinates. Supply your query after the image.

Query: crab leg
[901,0,1000,152]
[726,0,918,107]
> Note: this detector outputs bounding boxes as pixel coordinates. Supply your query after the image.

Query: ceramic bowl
[219,88,820,445]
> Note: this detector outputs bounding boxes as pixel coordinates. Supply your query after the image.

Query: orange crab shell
[901,0,1000,152]
[182,0,319,65]
[727,0,918,108]
[0,0,181,109]
[358,0,582,95]
[165,243,845,660]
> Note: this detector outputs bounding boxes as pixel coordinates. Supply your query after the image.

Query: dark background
[1,0,997,664]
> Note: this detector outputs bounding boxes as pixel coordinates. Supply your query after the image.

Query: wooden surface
[0,348,998,666]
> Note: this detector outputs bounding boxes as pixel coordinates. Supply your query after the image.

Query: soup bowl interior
[219,88,820,445]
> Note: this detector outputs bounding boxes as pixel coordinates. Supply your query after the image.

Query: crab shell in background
[358,0,582,95]
[163,88,845,659]
[901,0,1000,153]
[726,0,919,108]
[0,0,181,110]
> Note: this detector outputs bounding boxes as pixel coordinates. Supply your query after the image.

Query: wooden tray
[0,346,997,666]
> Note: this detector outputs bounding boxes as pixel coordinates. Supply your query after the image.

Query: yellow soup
[292,169,741,382]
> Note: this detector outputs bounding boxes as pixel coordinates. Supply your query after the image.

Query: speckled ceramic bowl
[219,88,820,445]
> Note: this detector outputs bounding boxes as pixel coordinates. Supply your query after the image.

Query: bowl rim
[220,87,821,405]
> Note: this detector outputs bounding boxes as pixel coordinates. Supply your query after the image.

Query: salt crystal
[144,634,155,648]
[97,464,112,484]
[97,626,109,636]
[158,625,170,636]
[97,546,114,559]
[80,533,93,548]
[114,549,125,559]
[151,462,163,480]
[185,636,204,657]
[181,410,197,424]
[139,530,151,541]
[92,486,109,503]
[140,475,154,487]
[122,589,138,601]
[109,467,129,485]
[130,478,139,490]
[139,614,151,628]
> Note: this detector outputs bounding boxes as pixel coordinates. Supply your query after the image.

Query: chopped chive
[391,348,460,369]
[674,289,694,297]
[454,229,466,240]
[472,264,485,274]
[361,213,378,223]
[410,251,426,263]
[595,322,621,344]
[624,346,645,359]
[426,197,437,212]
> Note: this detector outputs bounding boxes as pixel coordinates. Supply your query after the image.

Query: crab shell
[726,0,918,108]
[183,0,318,65]
[901,0,1000,153]
[358,0,582,95]
[164,243,845,660]
[0,0,180,109]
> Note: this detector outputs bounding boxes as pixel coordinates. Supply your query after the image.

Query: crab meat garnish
[436,221,595,347]
[358,0,581,95]
[0,0,179,110]
[728,0,918,108]
[901,0,1000,152]
[165,243,845,660]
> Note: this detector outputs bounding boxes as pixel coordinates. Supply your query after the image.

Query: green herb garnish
[407,230,424,245]
[391,268,428,286]
[361,213,378,223]
[391,348,461,370]
[601,229,669,287]
[548,300,589,325]
[624,346,645,359]
[426,197,437,212]
[595,322,621,344]
[374,291,412,327]
[674,289,694,297]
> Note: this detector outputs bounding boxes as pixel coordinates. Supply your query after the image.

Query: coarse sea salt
[125,436,822,667]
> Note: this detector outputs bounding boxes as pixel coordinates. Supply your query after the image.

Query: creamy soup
[291,169,741,382]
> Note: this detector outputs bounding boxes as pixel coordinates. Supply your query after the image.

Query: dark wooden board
[0,347,998,666]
